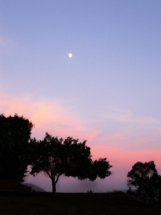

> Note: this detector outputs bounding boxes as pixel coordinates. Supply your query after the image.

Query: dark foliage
[30,133,112,193]
[0,114,33,182]
[127,161,161,203]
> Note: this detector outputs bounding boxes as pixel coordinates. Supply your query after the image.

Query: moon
[68,53,73,58]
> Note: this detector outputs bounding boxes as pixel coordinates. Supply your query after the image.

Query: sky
[0,0,161,192]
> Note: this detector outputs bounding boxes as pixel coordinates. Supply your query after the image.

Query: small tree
[127,161,161,202]
[0,114,33,182]
[30,133,112,193]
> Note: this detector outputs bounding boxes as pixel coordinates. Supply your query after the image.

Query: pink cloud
[101,130,128,146]
[0,92,99,141]
[105,108,161,126]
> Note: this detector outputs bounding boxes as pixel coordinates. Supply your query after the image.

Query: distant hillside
[24,183,46,192]
[0,180,31,192]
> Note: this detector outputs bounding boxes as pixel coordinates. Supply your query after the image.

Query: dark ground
[0,181,161,215]
[0,192,161,215]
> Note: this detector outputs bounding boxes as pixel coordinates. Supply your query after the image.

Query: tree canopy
[0,114,33,182]
[30,133,112,193]
[127,161,161,202]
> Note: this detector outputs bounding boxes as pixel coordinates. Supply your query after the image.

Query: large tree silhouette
[30,133,112,193]
[127,161,161,202]
[0,114,33,182]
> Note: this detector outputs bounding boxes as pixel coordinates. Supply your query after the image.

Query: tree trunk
[51,179,56,193]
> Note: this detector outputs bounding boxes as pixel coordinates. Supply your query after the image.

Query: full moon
[68,53,73,58]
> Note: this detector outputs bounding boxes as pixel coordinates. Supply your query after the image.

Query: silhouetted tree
[0,114,33,182]
[30,133,112,193]
[127,161,161,202]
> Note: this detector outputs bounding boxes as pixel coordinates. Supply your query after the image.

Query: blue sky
[0,0,161,191]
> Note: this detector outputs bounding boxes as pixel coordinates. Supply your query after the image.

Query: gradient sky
[0,0,161,192]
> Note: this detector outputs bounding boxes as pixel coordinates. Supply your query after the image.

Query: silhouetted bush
[0,114,33,182]
[127,161,161,203]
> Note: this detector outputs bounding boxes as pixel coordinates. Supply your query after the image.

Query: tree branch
[55,174,61,184]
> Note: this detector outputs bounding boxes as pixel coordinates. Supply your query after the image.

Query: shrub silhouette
[0,114,33,182]
[127,161,161,203]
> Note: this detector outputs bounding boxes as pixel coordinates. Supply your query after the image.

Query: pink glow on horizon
[91,144,161,172]
[1,92,161,191]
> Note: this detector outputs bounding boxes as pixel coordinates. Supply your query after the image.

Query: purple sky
[0,0,161,192]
